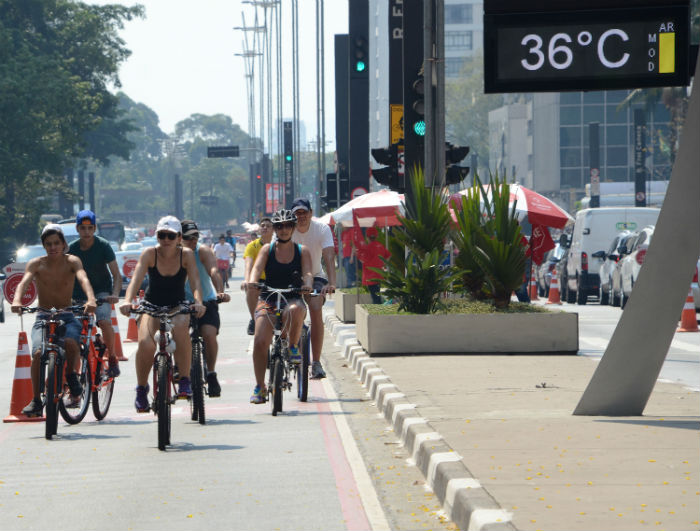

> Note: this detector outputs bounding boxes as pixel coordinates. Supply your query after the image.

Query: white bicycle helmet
[271,209,297,225]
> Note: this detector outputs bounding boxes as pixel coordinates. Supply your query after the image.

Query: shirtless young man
[11,224,97,417]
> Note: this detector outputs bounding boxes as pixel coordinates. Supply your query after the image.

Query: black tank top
[145,248,187,306]
[264,242,302,289]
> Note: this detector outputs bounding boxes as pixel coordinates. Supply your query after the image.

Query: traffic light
[408,66,426,138]
[321,173,339,212]
[445,144,470,186]
[353,36,368,74]
[371,145,400,190]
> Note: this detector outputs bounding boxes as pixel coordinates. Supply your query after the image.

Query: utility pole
[423,0,445,187]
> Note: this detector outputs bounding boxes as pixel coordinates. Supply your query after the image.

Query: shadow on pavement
[197,418,256,426]
[164,443,245,452]
[596,417,700,430]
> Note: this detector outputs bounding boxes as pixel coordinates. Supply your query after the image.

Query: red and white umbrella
[450,183,573,230]
[331,189,404,227]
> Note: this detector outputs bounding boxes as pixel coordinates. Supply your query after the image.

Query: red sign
[3,272,37,306]
[122,259,138,279]
[351,187,368,199]
[265,183,284,214]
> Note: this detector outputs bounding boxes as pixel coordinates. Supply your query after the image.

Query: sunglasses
[182,234,199,241]
[157,232,178,240]
[274,222,295,230]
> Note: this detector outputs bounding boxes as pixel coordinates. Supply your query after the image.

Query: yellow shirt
[244,238,266,279]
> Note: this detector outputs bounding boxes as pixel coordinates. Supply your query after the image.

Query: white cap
[156,215,181,234]
[41,223,64,237]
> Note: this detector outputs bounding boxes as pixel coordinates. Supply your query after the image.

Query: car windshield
[15,245,46,262]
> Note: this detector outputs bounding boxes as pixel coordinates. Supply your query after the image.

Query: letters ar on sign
[207,146,240,158]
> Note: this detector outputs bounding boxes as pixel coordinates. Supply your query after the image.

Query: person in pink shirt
[354,227,390,303]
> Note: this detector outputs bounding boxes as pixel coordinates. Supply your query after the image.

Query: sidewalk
[323,314,700,531]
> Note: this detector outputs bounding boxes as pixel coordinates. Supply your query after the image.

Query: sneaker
[134,385,150,412]
[311,361,326,379]
[63,394,81,409]
[250,385,267,404]
[107,359,120,378]
[288,345,301,365]
[247,318,255,336]
[177,377,192,399]
[21,398,43,417]
[207,372,221,397]
[66,372,83,397]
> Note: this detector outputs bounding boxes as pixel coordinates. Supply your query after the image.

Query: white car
[121,242,143,252]
[598,231,630,305]
[619,226,655,308]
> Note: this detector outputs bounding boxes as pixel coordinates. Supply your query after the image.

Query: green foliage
[450,172,527,309]
[364,298,551,315]
[377,168,453,314]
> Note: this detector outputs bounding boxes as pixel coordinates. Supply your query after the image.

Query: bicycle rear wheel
[59,355,91,424]
[190,340,205,425]
[45,353,60,439]
[270,355,284,416]
[296,326,310,402]
[156,355,171,450]
[92,358,114,421]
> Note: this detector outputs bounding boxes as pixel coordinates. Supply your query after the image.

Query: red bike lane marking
[311,379,372,531]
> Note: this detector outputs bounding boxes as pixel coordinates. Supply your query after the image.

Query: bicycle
[255,284,314,416]
[18,304,85,440]
[57,299,116,424]
[130,300,193,451]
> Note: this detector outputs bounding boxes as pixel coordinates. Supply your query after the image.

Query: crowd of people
[10,196,368,415]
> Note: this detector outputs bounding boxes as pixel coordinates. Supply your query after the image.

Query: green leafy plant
[376,167,453,314]
[451,172,527,309]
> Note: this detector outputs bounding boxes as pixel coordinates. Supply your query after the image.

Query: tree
[0,0,142,247]
[444,51,504,172]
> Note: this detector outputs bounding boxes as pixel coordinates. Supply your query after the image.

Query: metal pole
[316,0,322,209]
[435,0,445,187]
[423,0,434,186]
[320,0,326,198]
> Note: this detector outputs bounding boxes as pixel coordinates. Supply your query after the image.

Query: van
[565,207,660,305]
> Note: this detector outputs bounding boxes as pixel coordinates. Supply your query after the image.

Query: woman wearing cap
[119,216,206,413]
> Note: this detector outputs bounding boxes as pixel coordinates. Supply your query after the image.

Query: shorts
[75,292,111,323]
[198,299,221,332]
[217,259,229,270]
[312,276,328,293]
[255,295,305,320]
[31,313,82,354]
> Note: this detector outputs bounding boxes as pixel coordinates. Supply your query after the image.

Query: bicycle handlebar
[18,305,86,315]
[253,283,319,296]
[129,301,194,319]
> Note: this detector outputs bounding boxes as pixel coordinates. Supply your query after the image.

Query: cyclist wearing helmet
[247,209,313,404]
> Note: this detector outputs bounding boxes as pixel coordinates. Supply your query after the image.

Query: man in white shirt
[213,235,234,288]
[290,198,336,379]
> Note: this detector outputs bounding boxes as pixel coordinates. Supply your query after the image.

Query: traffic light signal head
[445,165,470,186]
[371,147,396,167]
[446,145,470,164]
[409,67,425,138]
[371,167,397,188]
[353,37,368,74]
[285,154,292,162]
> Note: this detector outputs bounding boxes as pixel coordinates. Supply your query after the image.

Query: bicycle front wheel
[270,356,284,416]
[45,353,60,439]
[92,358,114,421]
[297,326,310,402]
[156,355,171,450]
[190,340,205,425]
[59,355,91,424]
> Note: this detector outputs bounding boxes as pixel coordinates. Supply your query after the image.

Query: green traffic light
[413,120,426,137]
[285,155,292,162]
[355,60,366,72]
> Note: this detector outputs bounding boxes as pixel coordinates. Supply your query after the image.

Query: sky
[91,0,348,147]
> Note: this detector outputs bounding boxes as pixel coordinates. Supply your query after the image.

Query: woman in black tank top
[247,213,313,402]
[118,216,207,409]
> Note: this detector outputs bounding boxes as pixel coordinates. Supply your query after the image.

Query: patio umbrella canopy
[450,183,573,230]
[331,189,405,227]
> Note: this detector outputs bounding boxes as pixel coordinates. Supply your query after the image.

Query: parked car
[598,231,631,305]
[565,207,660,305]
[121,242,143,252]
[536,243,565,297]
[609,232,638,307]
[140,237,157,248]
[619,226,655,308]
[15,244,47,263]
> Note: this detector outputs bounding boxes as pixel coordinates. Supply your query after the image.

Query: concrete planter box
[335,290,375,322]
[355,305,578,355]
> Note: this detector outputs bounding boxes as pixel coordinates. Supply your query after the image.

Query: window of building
[606,104,627,124]
[560,106,581,126]
[605,125,628,145]
[606,146,628,166]
[560,127,581,147]
[445,57,466,77]
[560,92,581,105]
[445,4,473,24]
[560,148,581,167]
[583,92,604,104]
[561,168,582,189]
[445,31,473,50]
[604,167,629,181]
[583,105,604,124]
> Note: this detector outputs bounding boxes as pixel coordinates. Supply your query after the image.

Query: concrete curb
[325,314,517,531]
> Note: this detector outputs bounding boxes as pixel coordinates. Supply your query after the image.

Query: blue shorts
[31,313,82,354]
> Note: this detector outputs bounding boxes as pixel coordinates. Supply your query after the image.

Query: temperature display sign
[484,4,690,93]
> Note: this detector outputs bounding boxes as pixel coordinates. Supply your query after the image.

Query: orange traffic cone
[677,287,698,332]
[529,270,539,301]
[546,267,562,305]
[4,332,44,423]
[110,304,128,361]
[124,298,138,342]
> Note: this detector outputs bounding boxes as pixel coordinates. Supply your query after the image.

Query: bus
[97,221,125,246]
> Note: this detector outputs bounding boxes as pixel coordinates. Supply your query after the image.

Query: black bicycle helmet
[271,209,297,225]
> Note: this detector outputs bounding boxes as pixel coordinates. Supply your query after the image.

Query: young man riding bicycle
[180,219,230,397]
[119,216,206,412]
[241,216,273,336]
[289,198,337,379]
[248,209,313,404]
[68,210,122,378]
[11,224,97,417]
